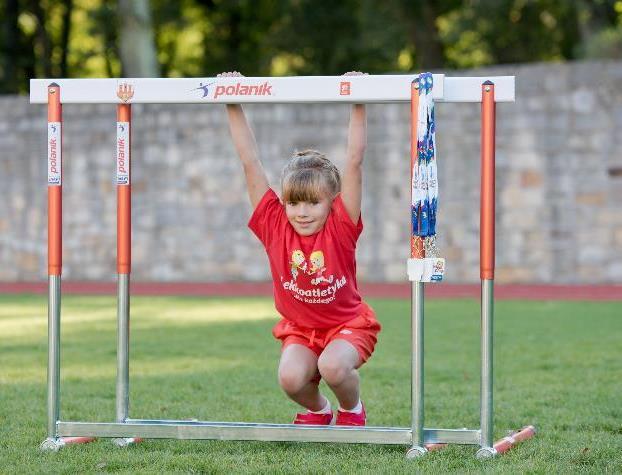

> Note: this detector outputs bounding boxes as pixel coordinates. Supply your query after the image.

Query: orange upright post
[480,82,496,281]
[117,104,131,275]
[48,85,62,277]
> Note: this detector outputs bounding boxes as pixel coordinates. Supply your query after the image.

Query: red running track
[0,282,620,301]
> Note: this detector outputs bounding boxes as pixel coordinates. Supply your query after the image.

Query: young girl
[221,71,380,426]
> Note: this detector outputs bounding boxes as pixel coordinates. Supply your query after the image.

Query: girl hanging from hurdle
[221,71,380,426]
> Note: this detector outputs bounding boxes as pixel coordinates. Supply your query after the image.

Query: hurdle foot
[41,438,64,452]
[406,446,428,459]
[475,446,497,459]
[113,437,142,447]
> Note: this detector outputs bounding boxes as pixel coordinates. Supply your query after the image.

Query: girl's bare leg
[278,344,325,411]
[317,339,361,410]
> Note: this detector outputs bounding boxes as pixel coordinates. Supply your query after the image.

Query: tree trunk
[410,1,445,70]
[30,0,53,77]
[117,0,159,77]
[225,7,242,70]
[1,0,20,91]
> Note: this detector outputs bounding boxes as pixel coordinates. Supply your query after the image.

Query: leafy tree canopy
[1,0,621,93]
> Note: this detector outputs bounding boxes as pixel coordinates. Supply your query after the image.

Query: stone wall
[2,60,621,283]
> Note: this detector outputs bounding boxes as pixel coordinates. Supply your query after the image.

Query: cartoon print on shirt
[309,250,334,286]
[290,249,335,287]
[290,250,309,280]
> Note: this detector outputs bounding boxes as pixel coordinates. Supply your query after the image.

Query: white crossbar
[30,75,515,104]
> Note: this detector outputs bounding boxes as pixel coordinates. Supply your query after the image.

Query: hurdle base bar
[57,420,482,445]
[55,420,534,457]
[55,420,534,450]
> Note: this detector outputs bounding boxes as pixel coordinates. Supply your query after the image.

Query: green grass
[1,294,621,473]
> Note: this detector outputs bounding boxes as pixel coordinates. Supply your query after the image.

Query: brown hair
[281,149,341,202]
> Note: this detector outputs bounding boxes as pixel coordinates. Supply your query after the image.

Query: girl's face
[285,194,333,236]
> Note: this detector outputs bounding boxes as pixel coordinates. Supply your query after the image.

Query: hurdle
[31,74,535,458]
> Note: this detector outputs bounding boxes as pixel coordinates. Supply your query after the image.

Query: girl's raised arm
[220,72,269,209]
[340,72,368,223]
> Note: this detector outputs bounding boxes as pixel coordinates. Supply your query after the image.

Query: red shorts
[272,303,381,365]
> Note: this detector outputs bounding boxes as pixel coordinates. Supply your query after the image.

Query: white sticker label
[116,122,130,185]
[407,257,445,283]
[48,122,61,185]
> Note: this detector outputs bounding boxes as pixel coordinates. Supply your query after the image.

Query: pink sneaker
[293,411,333,425]
[335,403,366,426]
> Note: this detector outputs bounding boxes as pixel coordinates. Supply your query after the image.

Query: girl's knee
[317,356,354,386]
[278,366,314,395]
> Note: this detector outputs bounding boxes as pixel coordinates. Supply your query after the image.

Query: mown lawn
[1,294,621,473]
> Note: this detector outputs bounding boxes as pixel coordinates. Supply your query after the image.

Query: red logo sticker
[340,81,351,96]
[117,83,134,103]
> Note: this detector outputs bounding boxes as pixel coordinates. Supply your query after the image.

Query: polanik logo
[194,80,274,100]
[48,122,61,185]
[117,121,130,185]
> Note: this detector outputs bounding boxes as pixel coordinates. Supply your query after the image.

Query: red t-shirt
[248,188,365,329]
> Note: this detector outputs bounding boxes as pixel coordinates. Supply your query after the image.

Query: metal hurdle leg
[406,79,428,458]
[113,100,141,448]
[40,83,63,452]
[406,280,428,458]
[114,273,137,447]
[476,80,497,458]
[40,275,63,451]
[114,274,140,450]
[473,80,535,458]
[40,84,96,452]
[116,275,130,424]
[476,279,496,458]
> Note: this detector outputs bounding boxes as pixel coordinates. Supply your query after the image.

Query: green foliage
[437,0,583,68]
[1,0,622,93]
[580,0,622,59]
[583,26,622,58]
[75,0,121,77]
[267,0,408,75]
[136,0,289,77]
[1,295,621,472]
